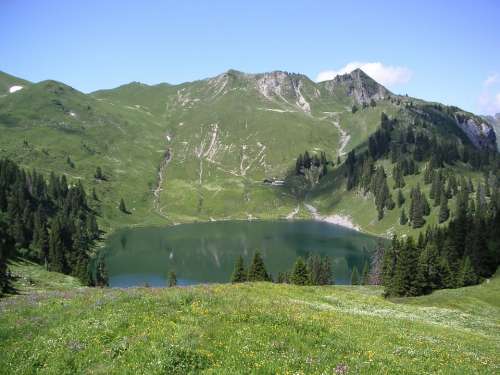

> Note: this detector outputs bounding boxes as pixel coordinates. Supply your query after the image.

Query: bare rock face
[455,114,497,150]
[321,68,390,104]
[254,71,317,112]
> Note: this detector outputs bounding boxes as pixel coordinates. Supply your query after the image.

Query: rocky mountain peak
[320,68,391,104]
[252,71,317,112]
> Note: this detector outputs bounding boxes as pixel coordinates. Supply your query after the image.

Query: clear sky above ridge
[1,0,499,114]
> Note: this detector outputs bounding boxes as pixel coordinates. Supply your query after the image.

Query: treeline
[344,112,500,220]
[230,251,334,285]
[0,158,103,294]
[382,182,500,297]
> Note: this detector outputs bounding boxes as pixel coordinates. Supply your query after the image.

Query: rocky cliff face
[254,71,318,113]
[320,68,391,104]
[455,114,497,150]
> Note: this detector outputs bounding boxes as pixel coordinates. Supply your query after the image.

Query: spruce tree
[411,189,425,229]
[390,237,420,296]
[95,257,109,287]
[361,261,370,285]
[423,163,434,184]
[119,198,128,214]
[392,164,405,189]
[368,240,385,285]
[291,257,309,285]
[400,208,408,225]
[231,256,247,283]
[95,166,104,180]
[306,254,322,285]
[168,271,177,287]
[350,266,360,285]
[422,192,431,216]
[415,244,440,295]
[397,189,405,207]
[457,257,477,287]
[438,190,450,223]
[437,256,454,289]
[320,256,333,285]
[382,236,398,292]
[92,188,99,201]
[277,272,289,283]
[247,251,270,281]
[48,220,65,273]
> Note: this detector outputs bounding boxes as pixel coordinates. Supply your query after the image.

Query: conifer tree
[361,261,370,285]
[0,214,15,295]
[368,240,385,285]
[277,271,289,283]
[423,163,434,184]
[397,189,405,207]
[390,237,420,296]
[467,177,474,193]
[95,166,104,180]
[320,256,333,285]
[422,192,431,216]
[231,256,247,283]
[400,208,408,225]
[382,236,398,291]
[168,271,177,287]
[119,198,128,213]
[457,257,477,287]
[92,188,99,201]
[95,257,109,287]
[475,183,486,217]
[291,257,309,285]
[410,189,425,229]
[436,256,454,289]
[438,190,450,223]
[48,220,65,273]
[415,244,440,295]
[350,266,360,285]
[392,164,405,189]
[306,254,322,285]
[247,251,270,281]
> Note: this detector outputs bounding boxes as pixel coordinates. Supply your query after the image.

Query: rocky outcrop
[254,71,318,113]
[455,114,497,150]
[320,68,390,104]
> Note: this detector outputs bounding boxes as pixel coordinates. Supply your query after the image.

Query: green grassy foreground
[0,262,498,374]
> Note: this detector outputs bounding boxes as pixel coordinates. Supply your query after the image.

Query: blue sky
[1,0,499,114]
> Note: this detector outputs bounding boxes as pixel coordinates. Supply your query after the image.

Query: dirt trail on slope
[332,120,350,156]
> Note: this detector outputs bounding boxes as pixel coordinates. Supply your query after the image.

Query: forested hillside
[0,159,104,295]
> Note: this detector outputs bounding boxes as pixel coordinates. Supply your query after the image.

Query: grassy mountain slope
[0,69,496,235]
[1,261,498,374]
[0,79,169,232]
[0,71,31,96]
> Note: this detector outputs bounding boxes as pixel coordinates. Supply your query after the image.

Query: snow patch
[9,85,23,93]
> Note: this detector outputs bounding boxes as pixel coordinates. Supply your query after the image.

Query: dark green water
[101,220,380,287]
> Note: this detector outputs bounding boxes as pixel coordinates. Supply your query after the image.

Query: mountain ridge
[0,68,498,235]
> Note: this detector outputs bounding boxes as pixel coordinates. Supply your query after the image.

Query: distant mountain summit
[319,68,390,104]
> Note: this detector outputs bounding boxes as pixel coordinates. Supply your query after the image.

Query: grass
[1,262,498,374]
